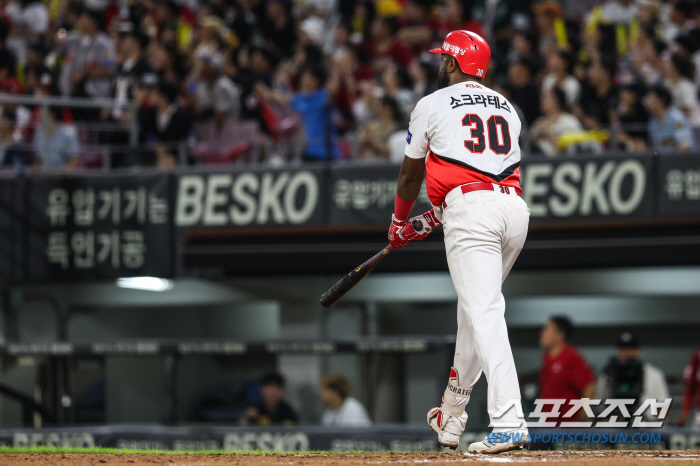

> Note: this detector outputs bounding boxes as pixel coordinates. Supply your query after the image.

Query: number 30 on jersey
[462,114,511,155]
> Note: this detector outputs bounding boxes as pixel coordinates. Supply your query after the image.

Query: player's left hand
[400,209,441,243]
[388,215,408,249]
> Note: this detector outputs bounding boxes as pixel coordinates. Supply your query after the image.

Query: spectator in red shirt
[357,17,413,75]
[676,349,700,430]
[539,316,597,423]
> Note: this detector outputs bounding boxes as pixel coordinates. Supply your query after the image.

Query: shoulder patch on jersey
[406,130,412,144]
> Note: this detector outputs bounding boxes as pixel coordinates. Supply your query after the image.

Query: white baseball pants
[442,183,530,432]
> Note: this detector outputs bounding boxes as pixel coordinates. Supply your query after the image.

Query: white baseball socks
[427,367,472,449]
[428,367,530,453]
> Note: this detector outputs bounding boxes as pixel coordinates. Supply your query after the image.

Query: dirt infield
[0,451,699,466]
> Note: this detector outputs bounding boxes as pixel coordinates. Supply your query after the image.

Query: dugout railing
[0,336,456,427]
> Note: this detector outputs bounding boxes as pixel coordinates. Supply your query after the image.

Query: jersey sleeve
[404,95,432,160]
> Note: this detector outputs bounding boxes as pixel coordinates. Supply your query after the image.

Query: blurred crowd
[1,0,700,168]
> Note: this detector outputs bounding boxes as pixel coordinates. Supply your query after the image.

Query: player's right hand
[388,215,409,249]
[402,209,440,242]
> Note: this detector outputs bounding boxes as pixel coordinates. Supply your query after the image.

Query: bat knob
[412,219,423,232]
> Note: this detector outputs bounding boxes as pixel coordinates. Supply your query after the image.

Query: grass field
[0,446,239,454]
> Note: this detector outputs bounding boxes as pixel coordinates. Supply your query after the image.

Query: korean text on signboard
[27,174,173,281]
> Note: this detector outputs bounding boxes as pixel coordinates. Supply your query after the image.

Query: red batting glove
[400,209,441,242]
[388,215,409,249]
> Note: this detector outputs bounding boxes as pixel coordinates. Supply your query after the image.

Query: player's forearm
[396,156,425,204]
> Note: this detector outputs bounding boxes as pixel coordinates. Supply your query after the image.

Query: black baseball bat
[320,245,392,308]
[319,219,426,308]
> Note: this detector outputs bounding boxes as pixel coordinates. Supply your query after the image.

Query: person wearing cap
[596,332,669,421]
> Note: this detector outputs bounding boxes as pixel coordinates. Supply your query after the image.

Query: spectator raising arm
[256,66,340,161]
[254,81,291,105]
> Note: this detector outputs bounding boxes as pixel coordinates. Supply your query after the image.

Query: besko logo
[522,159,647,218]
[223,432,309,451]
[176,172,320,227]
[13,432,95,448]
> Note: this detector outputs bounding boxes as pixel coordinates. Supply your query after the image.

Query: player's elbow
[400,170,423,184]
[398,156,426,184]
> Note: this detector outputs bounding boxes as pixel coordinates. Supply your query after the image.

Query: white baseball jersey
[404,81,522,205]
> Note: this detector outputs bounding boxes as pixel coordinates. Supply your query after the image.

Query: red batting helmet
[430,30,491,79]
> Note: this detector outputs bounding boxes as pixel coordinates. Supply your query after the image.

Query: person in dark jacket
[240,373,299,425]
[138,80,192,167]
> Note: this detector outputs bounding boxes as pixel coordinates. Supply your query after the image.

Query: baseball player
[388,30,530,454]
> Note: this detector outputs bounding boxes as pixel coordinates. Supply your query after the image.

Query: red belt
[442,182,522,209]
[461,182,522,196]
